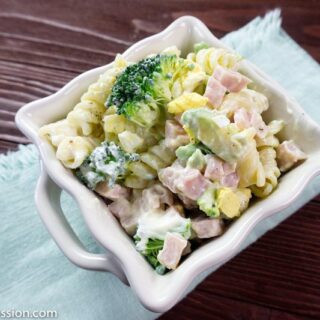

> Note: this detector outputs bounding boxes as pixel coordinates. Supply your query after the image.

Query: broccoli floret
[76,141,139,189]
[141,238,167,275]
[107,54,192,127]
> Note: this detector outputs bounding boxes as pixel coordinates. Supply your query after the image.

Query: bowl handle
[35,168,128,285]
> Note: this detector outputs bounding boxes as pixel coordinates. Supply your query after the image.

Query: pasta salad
[39,43,307,274]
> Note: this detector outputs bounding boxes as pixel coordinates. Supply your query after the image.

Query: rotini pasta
[66,100,105,136]
[67,55,128,137]
[187,47,241,75]
[255,120,284,149]
[219,89,269,117]
[125,140,176,189]
[250,147,281,197]
[237,140,265,188]
[56,136,97,169]
[39,119,78,147]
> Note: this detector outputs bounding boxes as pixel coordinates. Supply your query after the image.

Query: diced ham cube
[164,120,189,150]
[95,182,130,200]
[220,172,239,188]
[276,140,307,172]
[177,169,210,200]
[108,198,131,219]
[108,198,138,235]
[191,217,224,239]
[213,65,251,93]
[141,183,174,210]
[158,166,180,194]
[233,108,251,129]
[157,233,187,270]
[250,112,269,139]
[159,162,210,201]
[182,241,191,255]
[204,155,239,188]
[204,76,227,107]
[222,161,237,175]
[204,155,224,181]
[234,108,268,139]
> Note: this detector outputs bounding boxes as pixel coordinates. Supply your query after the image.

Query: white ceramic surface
[15,16,320,312]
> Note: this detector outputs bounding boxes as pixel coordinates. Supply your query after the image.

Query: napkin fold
[1,9,319,320]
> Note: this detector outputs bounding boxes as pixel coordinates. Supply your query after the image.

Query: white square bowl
[15,16,320,312]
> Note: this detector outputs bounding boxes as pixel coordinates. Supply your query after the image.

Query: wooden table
[1,1,319,318]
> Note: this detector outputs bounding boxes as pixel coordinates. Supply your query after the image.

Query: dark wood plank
[0,140,19,154]
[161,290,313,320]
[0,1,319,319]
[0,0,319,147]
[164,202,320,319]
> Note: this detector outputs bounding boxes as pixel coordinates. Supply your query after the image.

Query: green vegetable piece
[176,142,212,166]
[197,186,220,218]
[140,238,167,274]
[76,141,139,189]
[186,149,206,171]
[194,42,209,53]
[107,54,192,127]
[155,265,167,275]
[181,108,255,162]
[176,143,198,165]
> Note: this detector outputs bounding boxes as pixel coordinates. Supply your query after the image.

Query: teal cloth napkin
[1,9,319,319]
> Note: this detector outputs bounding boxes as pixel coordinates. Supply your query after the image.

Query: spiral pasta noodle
[39,55,129,169]
[187,47,241,75]
[255,120,284,149]
[56,136,97,169]
[250,147,281,198]
[124,140,176,189]
[39,119,78,147]
[67,55,128,137]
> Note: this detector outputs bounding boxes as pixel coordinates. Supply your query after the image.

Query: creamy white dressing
[135,208,191,252]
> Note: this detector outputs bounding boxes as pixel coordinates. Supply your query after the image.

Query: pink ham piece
[204,76,227,107]
[141,183,174,211]
[182,241,192,255]
[108,198,131,219]
[234,108,268,139]
[276,140,307,172]
[159,162,210,201]
[191,217,224,239]
[213,65,251,93]
[204,155,224,181]
[204,155,239,188]
[157,233,187,270]
[95,182,130,200]
[164,120,189,150]
[177,169,210,200]
[220,172,239,188]
[108,198,138,235]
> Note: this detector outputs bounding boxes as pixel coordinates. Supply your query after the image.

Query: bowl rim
[15,15,320,312]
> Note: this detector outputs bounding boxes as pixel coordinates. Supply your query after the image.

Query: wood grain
[163,202,320,319]
[0,1,319,319]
